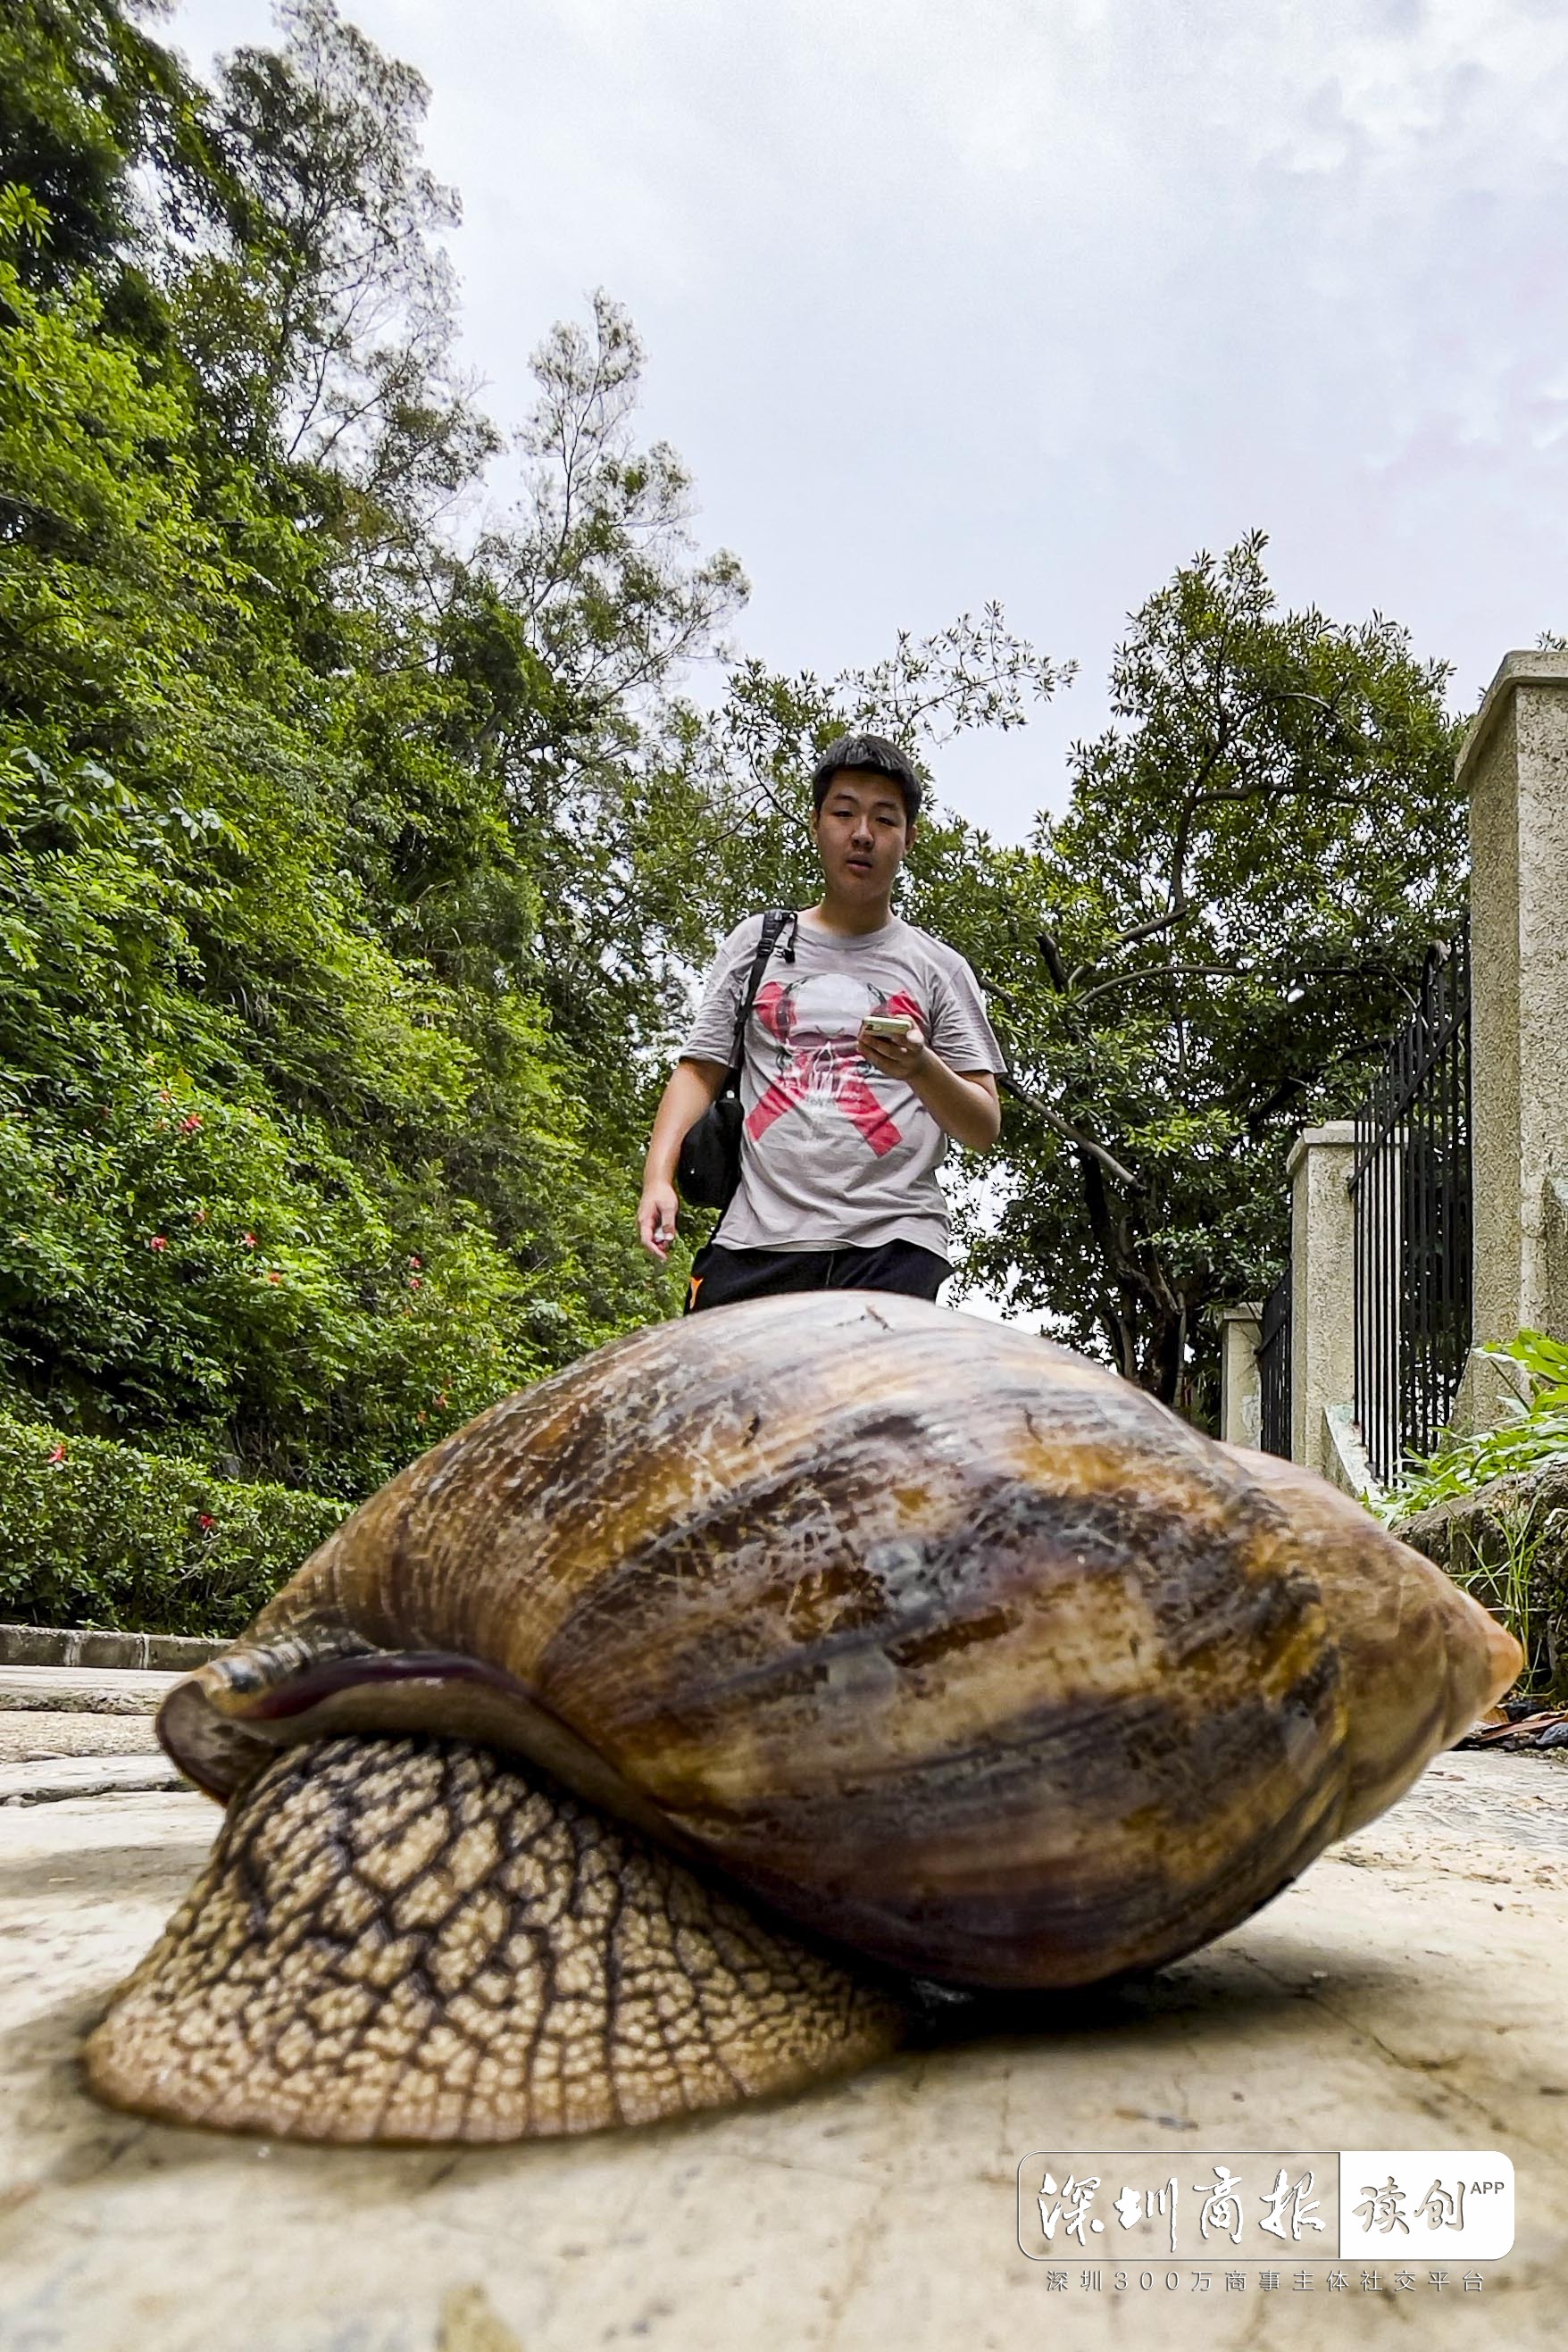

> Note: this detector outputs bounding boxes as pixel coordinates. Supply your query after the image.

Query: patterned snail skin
[85,1293,1521,2145]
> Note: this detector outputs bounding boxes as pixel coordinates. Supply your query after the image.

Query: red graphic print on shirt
[746,973,925,1157]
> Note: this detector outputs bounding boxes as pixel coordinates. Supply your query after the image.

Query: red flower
[46,1442,66,1467]
[193,1207,207,1223]
[242,1232,256,1248]
[198,1513,214,1531]
[149,1235,168,1252]
[266,1271,281,1285]
[179,1113,204,1132]
[409,1255,422,1269]
[408,1273,423,1289]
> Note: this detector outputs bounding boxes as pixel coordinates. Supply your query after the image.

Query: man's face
[812,769,913,899]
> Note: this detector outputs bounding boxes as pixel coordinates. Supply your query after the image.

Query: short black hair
[809,732,922,827]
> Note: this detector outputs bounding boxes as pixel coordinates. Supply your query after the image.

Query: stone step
[0,1753,188,1806]
[0,1665,182,1716]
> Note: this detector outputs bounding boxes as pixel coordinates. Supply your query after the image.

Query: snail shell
[86,1293,1519,2143]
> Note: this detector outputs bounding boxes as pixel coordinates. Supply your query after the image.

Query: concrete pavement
[0,1675,1564,2350]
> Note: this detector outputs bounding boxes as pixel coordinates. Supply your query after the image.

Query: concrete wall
[1456,653,1568,1431]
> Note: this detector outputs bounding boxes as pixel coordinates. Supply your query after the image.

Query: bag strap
[720,908,796,1097]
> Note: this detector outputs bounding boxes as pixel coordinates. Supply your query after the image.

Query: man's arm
[638,1057,729,1260]
[857,1024,1002,1150]
[911,1056,1002,1151]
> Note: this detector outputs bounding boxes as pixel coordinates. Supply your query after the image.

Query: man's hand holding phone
[857,1014,927,1080]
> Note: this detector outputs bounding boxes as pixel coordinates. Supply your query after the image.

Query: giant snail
[86,1293,1521,2145]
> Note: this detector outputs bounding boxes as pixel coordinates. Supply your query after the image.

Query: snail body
[86,1293,1519,2143]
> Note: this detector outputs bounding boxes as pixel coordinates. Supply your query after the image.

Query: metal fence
[1256,1269,1292,1458]
[1350,921,1472,1485]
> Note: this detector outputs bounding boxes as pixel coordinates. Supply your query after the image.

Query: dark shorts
[683,1239,951,1315]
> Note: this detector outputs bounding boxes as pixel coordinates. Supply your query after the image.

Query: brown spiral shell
[157,1292,1520,1990]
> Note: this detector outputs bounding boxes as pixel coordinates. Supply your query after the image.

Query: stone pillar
[1457,653,1568,1430]
[1218,1305,1264,1448]
[1287,1122,1358,1477]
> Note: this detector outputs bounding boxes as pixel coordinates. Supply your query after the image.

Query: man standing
[638,734,1005,1313]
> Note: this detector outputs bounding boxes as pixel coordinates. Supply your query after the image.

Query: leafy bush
[0,1033,552,1497]
[1379,1331,1568,1522]
[1377,1333,1568,1693]
[0,1411,346,1636]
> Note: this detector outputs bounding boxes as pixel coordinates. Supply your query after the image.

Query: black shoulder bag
[676,909,796,1211]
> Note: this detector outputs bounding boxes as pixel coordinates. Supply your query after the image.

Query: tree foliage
[0,0,217,296]
[963,535,1466,1410]
[0,1,747,1490]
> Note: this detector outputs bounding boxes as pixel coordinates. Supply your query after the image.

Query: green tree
[965,534,1467,1412]
[0,2,757,1489]
[0,0,217,297]
[185,0,494,526]
[0,182,589,1489]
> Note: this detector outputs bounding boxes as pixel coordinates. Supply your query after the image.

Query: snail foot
[84,1733,909,2143]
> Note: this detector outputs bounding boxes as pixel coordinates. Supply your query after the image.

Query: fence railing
[1350,921,1472,1485]
[1256,1269,1292,1458]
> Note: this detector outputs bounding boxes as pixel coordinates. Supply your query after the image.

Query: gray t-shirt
[679,909,1007,1260]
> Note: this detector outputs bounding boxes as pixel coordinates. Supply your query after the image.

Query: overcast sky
[169,0,1568,846]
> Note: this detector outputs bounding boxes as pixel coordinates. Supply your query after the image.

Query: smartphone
[862,1016,914,1039]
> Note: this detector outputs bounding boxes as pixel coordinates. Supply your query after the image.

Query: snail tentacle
[85,1735,910,2144]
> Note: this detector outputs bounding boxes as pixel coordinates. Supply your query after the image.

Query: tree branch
[1070,962,1249,1008]
[997,1075,1140,1190]
[1036,929,1070,992]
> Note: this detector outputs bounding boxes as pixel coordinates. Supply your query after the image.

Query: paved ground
[0,1675,1564,2351]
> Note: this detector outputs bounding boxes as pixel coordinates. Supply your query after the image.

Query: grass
[1376,1333,1568,1700]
